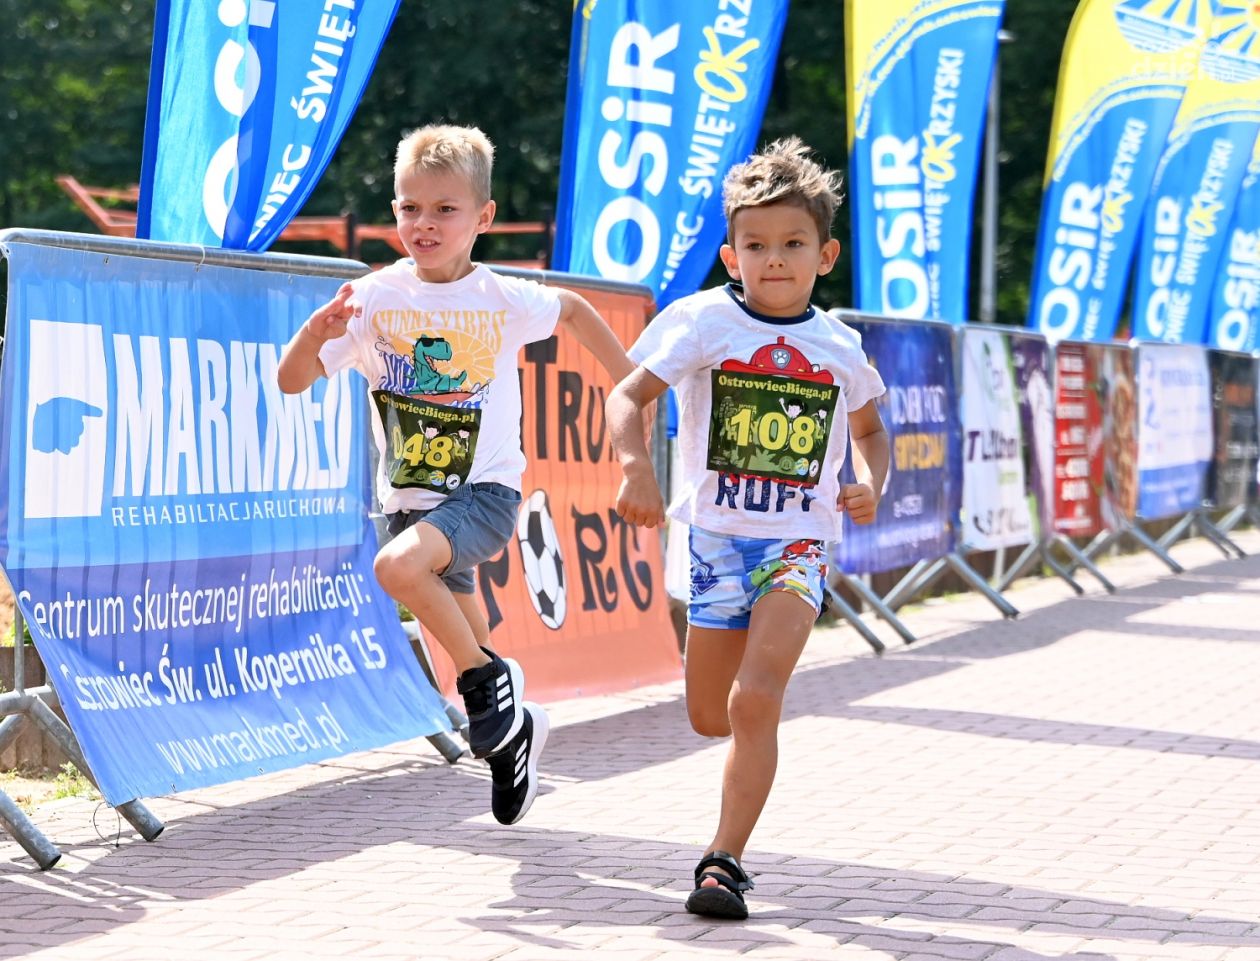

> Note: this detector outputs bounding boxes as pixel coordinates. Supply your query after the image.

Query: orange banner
[426,277,682,703]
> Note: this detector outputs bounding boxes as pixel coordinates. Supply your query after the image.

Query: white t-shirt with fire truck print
[630,285,885,543]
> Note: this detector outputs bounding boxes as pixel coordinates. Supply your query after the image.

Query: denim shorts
[385,482,522,594]
[687,526,829,629]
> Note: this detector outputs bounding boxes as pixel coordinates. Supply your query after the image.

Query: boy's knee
[688,704,732,738]
[727,683,783,731]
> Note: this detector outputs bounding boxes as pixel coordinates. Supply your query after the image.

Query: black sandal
[685,850,754,920]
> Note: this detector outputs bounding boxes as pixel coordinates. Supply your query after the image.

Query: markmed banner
[846,0,1004,322]
[137,0,399,249]
[553,0,787,307]
[960,327,1037,549]
[1207,350,1259,507]
[833,317,960,573]
[1028,0,1208,342]
[1208,137,1260,351]
[1132,7,1260,345]
[1135,342,1212,519]
[0,242,450,804]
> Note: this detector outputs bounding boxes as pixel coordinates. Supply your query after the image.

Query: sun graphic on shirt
[388,328,498,394]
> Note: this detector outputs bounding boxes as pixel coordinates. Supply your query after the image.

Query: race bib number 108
[706,371,839,484]
[373,390,480,494]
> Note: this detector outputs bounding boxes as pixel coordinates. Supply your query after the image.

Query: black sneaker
[487,701,549,825]
[456,649,524,759]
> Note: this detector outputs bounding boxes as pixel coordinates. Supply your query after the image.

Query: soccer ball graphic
[516,489,567,630]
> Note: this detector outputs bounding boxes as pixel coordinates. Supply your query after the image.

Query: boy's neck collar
[723,284,815,325]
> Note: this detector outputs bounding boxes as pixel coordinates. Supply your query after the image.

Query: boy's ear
[477,199,497,234]
[719,243,740,279]
[817,237,841,276]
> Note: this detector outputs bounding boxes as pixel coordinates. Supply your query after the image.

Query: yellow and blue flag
[1206,136,1260,350]
[846,0,1005,323]
[1028,0,1210,342]
[1131,3,1260,344]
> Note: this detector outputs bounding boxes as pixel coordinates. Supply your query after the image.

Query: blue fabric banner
[1130,8,1260,345]
[1135,343,1211,519]
[553,0,787,307]
[137,0,399,250]
[1207,138,1260,351]
[846,0,1005,323]
[834,318,960,574]
[1028,0,1208,342]
[0,242,450,804]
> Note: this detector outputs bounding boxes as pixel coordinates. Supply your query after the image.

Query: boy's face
[392,168,496,283]
[718,202,839,317]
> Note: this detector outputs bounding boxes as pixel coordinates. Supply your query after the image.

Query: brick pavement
[2,530,1260,960]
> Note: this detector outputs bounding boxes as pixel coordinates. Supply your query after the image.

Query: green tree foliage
[1,0,1078,323]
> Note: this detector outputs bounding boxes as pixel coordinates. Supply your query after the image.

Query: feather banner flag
[137,0,400,250]
[1028,0,1210,342]
[553,0,788,308]
[846,0,1005,323]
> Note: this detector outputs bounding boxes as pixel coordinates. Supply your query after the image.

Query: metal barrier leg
[1051,535,1115,593]
[1123,521,1185,574]
[885,557,948,612]
[944,552,1020,619]
[1156,512,1197,553]
[1217,504,1248,534]
[1039,541,1085,596]
[407,628,468,763]
[1064,529,1117,577]
[824,585,885,654]
[25,698,164,841]
[838,574,917,645]
[0,790,60,870]
[882,559,931,611]
[1192,509,1246,559]
[994,540,1040,593]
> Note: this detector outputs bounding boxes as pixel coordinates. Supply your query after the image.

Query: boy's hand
[837,483,878,525]
[615,465,666,528]
[305,282,355,341]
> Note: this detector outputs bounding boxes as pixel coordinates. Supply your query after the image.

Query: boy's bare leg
[452,590,492,651]
[694,591,814,888]
[374,521,489,674]
[684,624,746,737]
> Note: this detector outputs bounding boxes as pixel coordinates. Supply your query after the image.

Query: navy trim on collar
[723,284,815,325]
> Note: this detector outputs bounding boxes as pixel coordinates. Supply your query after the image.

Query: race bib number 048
[373,390,480,494]
[706,371,839,484]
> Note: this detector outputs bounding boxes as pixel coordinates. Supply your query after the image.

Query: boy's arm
[838,399,889,525]
[277,282,354,394]
[606,366,670,528]
[555,289,636,383]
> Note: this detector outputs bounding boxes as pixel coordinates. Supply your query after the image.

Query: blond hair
[722,137,843,244]
[394,124,495,204]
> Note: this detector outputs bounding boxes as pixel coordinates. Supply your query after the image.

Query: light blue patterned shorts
[687,526,829,630]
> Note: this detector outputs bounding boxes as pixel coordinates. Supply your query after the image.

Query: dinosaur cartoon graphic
[412,335,468,395]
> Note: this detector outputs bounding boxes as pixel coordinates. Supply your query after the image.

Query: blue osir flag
[0,242,450,804]
[1208,140,1260,352]
[1131,8,1260,345]
[137,0,399,250]
[846,0,1005,323]
[553,0,787,307]
[1027,0,1209,343]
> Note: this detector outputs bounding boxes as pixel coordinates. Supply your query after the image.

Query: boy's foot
[685,851,753,920]
[456,650,524,758]
[487,701,549,825]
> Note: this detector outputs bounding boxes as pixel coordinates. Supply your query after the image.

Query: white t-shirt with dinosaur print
[320,261,560,514]
[630,284,885,543]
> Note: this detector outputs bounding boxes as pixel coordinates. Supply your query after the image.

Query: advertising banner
[1131,8,1260,345]
[1051,342,1104,537]
[1011,336,1056,538]
[0,243,452,805]
[552,0,787,307]
[424,278,682,704]
[960,328,1035,549]
[1207,137,1260,351]
[846,0,1005,322]
[1028,0,1208,342]
[1100,345,1139,530]
[137,0,399,250]
[1135,342,1212,518]
[833,318,960,574]
[1207,350,1259,507]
